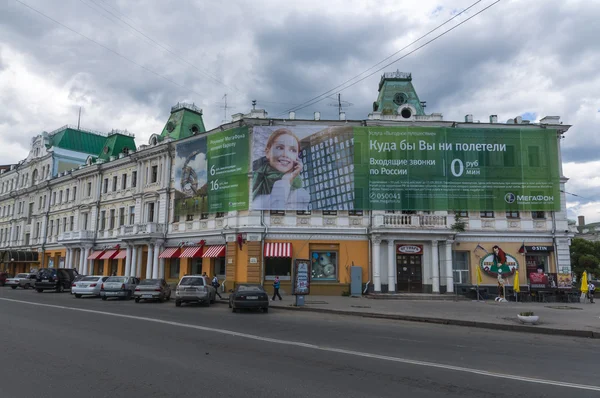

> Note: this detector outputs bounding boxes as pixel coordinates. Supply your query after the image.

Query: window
[504,145,516,167]
[73,186,77,201]
[200,213,208,220]
[43,195,46,208]
[59,191,63,203]
[323,210,337,216]
[270,210,285,216]
[62,217,67,232]
[100,210,106,230]
[119,207,125,226]
[109,209,116,229]
[69,216,74,231]
[480,211,494,218]
[151,165,158,183]
[112,176,118,191]
[454,211,468,218]
[38,196,42,210]
[452,251,470,285]
[528,146,540,167]
[169,258,180,279]
[506,211,519,219]
[122,174,127,189]
[65,188,70,201]
[213,257,226,276]
[53,192,56,205]
[265,257,291,280]
[216,212,225,218]
[186,214,194,221]
[173,214,180,222]
[132,171,137,187]
[348,210,363,216]
[531,211,545,219]
[87,182,92,197]
[49,220,53,236]
[191,258,202,275]
[27,202,33,224]
[103,178,108,193]
[110,259,118,276]
[35,222,40,238]
[297,210,312,216]
[83,213,89,230]
[129,206,135,225]
[147,203,155,222]
[310,250,338,281]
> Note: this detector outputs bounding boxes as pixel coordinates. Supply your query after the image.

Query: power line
[14,0,207,99]
[276,0,501,117]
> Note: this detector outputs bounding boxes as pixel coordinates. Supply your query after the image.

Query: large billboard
[174,127,249,217]
[250,125,560,212]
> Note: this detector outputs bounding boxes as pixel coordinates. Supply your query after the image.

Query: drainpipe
[364,211,372,294]
[260,210,268,286]
[551,211,559,274]
[40,182,52,269]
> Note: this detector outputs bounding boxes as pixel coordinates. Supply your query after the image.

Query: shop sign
[292,259,311,295]
[480,251,519,277]
[397,245,423,255]
[525,246,554,252]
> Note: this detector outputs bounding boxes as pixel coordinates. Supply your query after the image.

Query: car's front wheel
[75,294,82,298]
[36,289,43,293]
[101,296,107,301]
[175,300,181,307]
[135,297,140,303]
[11,286,17,290]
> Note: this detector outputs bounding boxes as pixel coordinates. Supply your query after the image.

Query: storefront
[524,246,555,289]
[1,250,40,274]
[396,244,424,293]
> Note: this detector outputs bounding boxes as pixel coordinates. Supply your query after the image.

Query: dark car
[35,268,79,293]
[0,272,11,286]
[134,278,171,303]
[229,284,269,313]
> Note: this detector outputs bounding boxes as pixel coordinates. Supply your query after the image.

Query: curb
[269,305,600,339]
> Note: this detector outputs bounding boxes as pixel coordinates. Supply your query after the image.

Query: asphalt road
[1,287,599,398]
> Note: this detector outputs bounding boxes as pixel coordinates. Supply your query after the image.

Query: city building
[0,73,573,296]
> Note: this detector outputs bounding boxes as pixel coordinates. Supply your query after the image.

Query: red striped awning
[179,246,203,258]
[113,250,127,259]
[159,247,181,259]
[202,245,226,258]
[87,250,105,260]
[99,250,118,260]
[264,242,292,257]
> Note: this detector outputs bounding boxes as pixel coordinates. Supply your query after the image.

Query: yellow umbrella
[476,265,483,285]
[513,270,520,293]
[581,271,589,294]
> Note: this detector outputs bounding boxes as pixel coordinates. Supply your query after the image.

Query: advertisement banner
[174,128,249,216]
[207,127,249,212]
[479,245,519,277]
[249,125,560,211]
[292,259,311,295]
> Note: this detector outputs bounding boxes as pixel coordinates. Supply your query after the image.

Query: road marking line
[2,297,599,392]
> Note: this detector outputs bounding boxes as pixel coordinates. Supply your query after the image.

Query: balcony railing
[58,230,95,241]
[119,223,165,237]
[378,214,448,228]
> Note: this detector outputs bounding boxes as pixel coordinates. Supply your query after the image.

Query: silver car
[72,276,109,298]
[100,276,139,300]
[134,278,172,303]
[5,273,36,289]
[175,275,216,307]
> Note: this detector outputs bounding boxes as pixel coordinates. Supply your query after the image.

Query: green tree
[569,238,600,278]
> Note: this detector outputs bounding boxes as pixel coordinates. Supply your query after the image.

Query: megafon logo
[504,193,516,204]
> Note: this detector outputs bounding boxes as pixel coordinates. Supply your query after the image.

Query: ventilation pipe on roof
[339,112,346,121]
[465,114,473,123]
[489,115,498,123]
[314,112,321,121]
[289,111,296,120]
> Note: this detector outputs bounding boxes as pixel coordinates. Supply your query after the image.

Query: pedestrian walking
[212,275,222,299]
[588,281,595,303]
[272,276,282,301]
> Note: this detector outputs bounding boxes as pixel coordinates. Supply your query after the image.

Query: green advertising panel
[353,126,560,211]
[207,127,249,212]
[248,125,560,212]
[174,127,249,216]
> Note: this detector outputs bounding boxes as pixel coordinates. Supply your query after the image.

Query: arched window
[32,169,39,184]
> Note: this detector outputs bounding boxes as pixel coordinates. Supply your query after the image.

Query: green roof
[159,103,206,141]
[49,127,106,155]
[97,133,137,161]
[373,71,426,116]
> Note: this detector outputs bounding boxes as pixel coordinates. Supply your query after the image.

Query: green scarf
[252,159,303,199]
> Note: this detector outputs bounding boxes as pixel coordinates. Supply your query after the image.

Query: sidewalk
[264,295,600,339]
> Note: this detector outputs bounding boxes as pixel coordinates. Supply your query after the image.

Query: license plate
[142,295,153,298]
[80,285,87,288]
[247,296,258,300]
[105,292,116,295]
[42,279,48,282]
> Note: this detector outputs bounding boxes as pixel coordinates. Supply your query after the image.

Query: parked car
[70,274,87,295]
[100,276,139,300]
[229,284,269,313]
[175,275,216,307]
[72,276,109,298]
[134,279,172,303]
[5,273,36,289]
[35,268,79,293]
[0,272,11,286]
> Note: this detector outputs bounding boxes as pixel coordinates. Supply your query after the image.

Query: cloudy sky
[1,0,599,222]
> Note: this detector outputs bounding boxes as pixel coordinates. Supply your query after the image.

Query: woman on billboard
[252,128,309,210]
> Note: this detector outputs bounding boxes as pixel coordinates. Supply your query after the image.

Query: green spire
[373,71,426,117]
[97,132,137,161]
[159,103,206,141]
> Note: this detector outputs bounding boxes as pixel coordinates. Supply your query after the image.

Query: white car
[5,273,37,289]
[72,276,109,298]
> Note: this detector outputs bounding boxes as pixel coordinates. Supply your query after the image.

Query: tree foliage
[569,238,600,277]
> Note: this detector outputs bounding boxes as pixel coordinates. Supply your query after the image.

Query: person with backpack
[212,275,222,299]
[272,276,282,301]
[588,281,595,303]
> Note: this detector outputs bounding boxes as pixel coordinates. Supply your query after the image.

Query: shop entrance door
[396,254,422,292]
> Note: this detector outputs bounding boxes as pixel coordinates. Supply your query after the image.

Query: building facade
[0,74,573,296]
